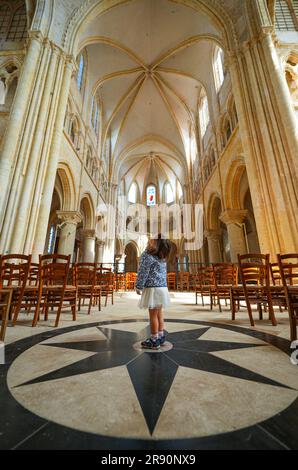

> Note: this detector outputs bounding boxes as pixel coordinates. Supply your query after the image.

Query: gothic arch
[206,192,222,230]
[62,0,239,58]
[56,163,76,211]
[224,157,246,209]
[80,193,95,229]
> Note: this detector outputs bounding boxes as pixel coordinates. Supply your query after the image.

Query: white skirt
[138,287,171,309]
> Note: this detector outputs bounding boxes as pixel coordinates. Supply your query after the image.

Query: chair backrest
[213,263,238,286]
[238,253,270,287]
[75,263,96,286]
[270,262,282,286]
[0,254,31,288]
[96,267,114,285]
[28,262,39,286]
[277,254,298,286]
[39,254,70,287]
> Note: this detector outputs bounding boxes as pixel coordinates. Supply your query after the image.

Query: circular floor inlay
[133,340,173,353]
[6,319,298,441]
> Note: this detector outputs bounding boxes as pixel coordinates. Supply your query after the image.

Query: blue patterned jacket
[135,251,167,289]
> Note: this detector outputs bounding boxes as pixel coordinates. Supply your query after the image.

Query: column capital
[81,229,96,239]
[95,238,105,246]
[220,209,247,225]
[57,210,82,225]
[204,229,221,240]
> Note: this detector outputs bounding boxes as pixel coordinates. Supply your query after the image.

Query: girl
[135,234,171,350]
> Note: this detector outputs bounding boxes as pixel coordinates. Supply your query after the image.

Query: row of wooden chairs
[0,254,115,339]
[194,254,298,341]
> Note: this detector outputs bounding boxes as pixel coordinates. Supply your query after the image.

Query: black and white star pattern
[14,321,294,435]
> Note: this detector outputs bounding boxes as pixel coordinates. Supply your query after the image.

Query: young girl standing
[135,235,171,350]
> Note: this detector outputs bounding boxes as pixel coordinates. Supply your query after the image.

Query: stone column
[220,210,248,263]
[56,211,82,259]
[227,31,298,256]
[82,230,96,263]
[95,239,105,264]
[0,31,43,222]
[31,56,74,258]
[204,230,222,264]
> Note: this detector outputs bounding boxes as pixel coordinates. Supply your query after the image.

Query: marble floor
[1,292,298,450]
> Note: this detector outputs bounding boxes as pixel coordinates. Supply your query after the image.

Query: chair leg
[231,297,236,321]
[258,303,263,320]
[87,296,93,315]
[32,292,42,327]
[72,299,77,322]
[54,300,64,327]
[246,300,255,327]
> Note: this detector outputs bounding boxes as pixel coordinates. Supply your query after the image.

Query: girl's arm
[135,252,152,290]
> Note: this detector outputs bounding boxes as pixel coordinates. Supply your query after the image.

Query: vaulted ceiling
[78,0,225,195]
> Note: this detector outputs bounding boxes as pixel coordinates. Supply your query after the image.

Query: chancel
[0,0,298,452]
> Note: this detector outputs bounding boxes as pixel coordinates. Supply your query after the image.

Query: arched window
[224,118,232,142]
[214,47,225,91]
[275,0,298,31]
[0,3,27,42]
[70,120,76,144]
[0,78,6,104]
[177,181,183,200]
[198,90,210,138]
[91,93,100,133]
[0,4,12,41]
[128,182,137,204]
[146,185,156,206]
[165,182,174,204]
[47,224,56,254]
[7,5,27,41]
[76,53,85,91]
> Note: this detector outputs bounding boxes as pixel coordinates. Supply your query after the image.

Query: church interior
[0,0,298,451]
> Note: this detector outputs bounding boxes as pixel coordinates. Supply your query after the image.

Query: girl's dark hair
[146,234,171,260]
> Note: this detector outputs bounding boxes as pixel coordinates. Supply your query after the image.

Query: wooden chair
[212,263,238,312]
[76,263,100,315]
[194,266,215,308]
[32,254,77,327]
[277,253,298,341]
[178,272,190,291]
[96,267,114,306]
[126,272,137,290]
[167,272,176,290]
[114,272,126,291]
[236,254,277,327]
[0,254,32,325]
[0,289,13,341]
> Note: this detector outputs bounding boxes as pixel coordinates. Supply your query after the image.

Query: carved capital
[57,210,82,225]
[81,229,96,239]
[204,229,221,241]
[220,209,247,225]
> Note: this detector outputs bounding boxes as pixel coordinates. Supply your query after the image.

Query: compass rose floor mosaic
[1,292,298,450]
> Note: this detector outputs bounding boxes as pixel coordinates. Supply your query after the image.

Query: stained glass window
[199,92,210,138]
[165,183,174,204]
[146,185,156,206]
[47,224,56,254]
[77,54,84,91]
[214,47,225,91]
[128,182,137,203]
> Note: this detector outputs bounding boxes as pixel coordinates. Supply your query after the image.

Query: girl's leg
[149,308,159,336]
[157,308,164,333]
